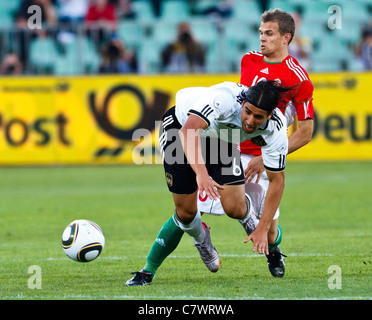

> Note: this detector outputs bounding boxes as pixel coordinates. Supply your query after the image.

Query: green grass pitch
[0,162,371,300]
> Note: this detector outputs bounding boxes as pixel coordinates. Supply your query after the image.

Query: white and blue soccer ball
[62,219,105,262]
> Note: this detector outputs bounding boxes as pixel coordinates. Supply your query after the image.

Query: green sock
[143,214,184,277]
[268,225,282,253]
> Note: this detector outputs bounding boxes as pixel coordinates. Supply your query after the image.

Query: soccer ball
[62,219,105,262]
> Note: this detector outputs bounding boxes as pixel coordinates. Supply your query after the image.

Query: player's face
[241,101,271,134]
[259,21,288,57]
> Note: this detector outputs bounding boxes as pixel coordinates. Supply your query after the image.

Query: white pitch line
[0,252,336,263]
[2,293,371,300]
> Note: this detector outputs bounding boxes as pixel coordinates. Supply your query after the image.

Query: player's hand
[244,156,264,183]
[244,227,269,255]
[196,174,224,201]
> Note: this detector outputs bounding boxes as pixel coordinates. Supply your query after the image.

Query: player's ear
[267,110,274,120]
[283,32,291,45]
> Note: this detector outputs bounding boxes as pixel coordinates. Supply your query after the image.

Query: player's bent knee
[174,206,197,224]
[172,193,198,223]
[224,202,247,220]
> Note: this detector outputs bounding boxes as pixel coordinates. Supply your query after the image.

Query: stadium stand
[30,35,58,74]
[161,0,191,22]
[0,0,370,75]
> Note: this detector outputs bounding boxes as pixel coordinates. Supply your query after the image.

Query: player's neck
[263,49,289,63]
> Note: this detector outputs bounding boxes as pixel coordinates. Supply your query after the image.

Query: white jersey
[175,81,288,172]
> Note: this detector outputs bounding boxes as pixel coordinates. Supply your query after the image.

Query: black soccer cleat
[125,270,153,286]
[265,246,287,278]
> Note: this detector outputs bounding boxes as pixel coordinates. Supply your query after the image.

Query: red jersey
[86,4,116,23]
[240,51,314,155]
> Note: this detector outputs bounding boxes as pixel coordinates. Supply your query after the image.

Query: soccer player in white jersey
[126,80,292,286]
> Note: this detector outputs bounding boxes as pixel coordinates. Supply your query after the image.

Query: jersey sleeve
[292,78,314,121]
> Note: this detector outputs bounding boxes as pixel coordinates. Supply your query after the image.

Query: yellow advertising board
[0,72,371,165]
[289,72,372,161]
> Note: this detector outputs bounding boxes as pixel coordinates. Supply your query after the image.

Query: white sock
[238,193,251,224]
[176,210,205,244]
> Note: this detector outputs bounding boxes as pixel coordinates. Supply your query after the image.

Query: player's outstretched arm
[244,170,284,254]
[288,119,313,154]
[179,114,224,200]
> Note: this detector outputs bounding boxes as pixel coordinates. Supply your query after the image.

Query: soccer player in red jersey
[240,10,313,161]
[198,9,314,277]
[241,9,314,277]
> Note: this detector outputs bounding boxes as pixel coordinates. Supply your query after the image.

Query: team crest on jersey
[165,172,173,187]
[251,135,267,147]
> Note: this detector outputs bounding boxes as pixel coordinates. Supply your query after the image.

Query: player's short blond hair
[261,9,295,45]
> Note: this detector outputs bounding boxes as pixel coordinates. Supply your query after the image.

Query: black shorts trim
[264,165,285,172]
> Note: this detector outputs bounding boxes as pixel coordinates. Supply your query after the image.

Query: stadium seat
[160,0,191,22]
[55,53,79,75]
[286,0,305,7]
[189,18,219,47]
[332,19,363,45]
[310,58,341,73]
[206,41,223,73]
[191,0,217,14]
[55,36,100,75]
[223,20,253,71]
[301,1,330,23]
[0,13,13,28]
[152,21,178,48]
[231,0,262,26]
[338,1,370,24]
[224,19,253,45]
[314,33,351,59]
[270,0,297,13]
[0,0,20,28]
[118,20,144,49]
[0,0,22,13]
[30,37,58,73]
[131,0,156,21]
[138,38,161,73]
[312,33,353,71]
[299,18,328,43]
[78,37,101,74]
[54,37,80,75]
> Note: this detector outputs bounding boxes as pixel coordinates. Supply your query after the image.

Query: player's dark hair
[240,80,294,113]
[261,9,295,45]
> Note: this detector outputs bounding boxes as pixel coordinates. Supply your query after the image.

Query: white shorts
[198,154,280,221]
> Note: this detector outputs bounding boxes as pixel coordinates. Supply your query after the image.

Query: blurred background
[0,0,371,165]
[0,0,371,75]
